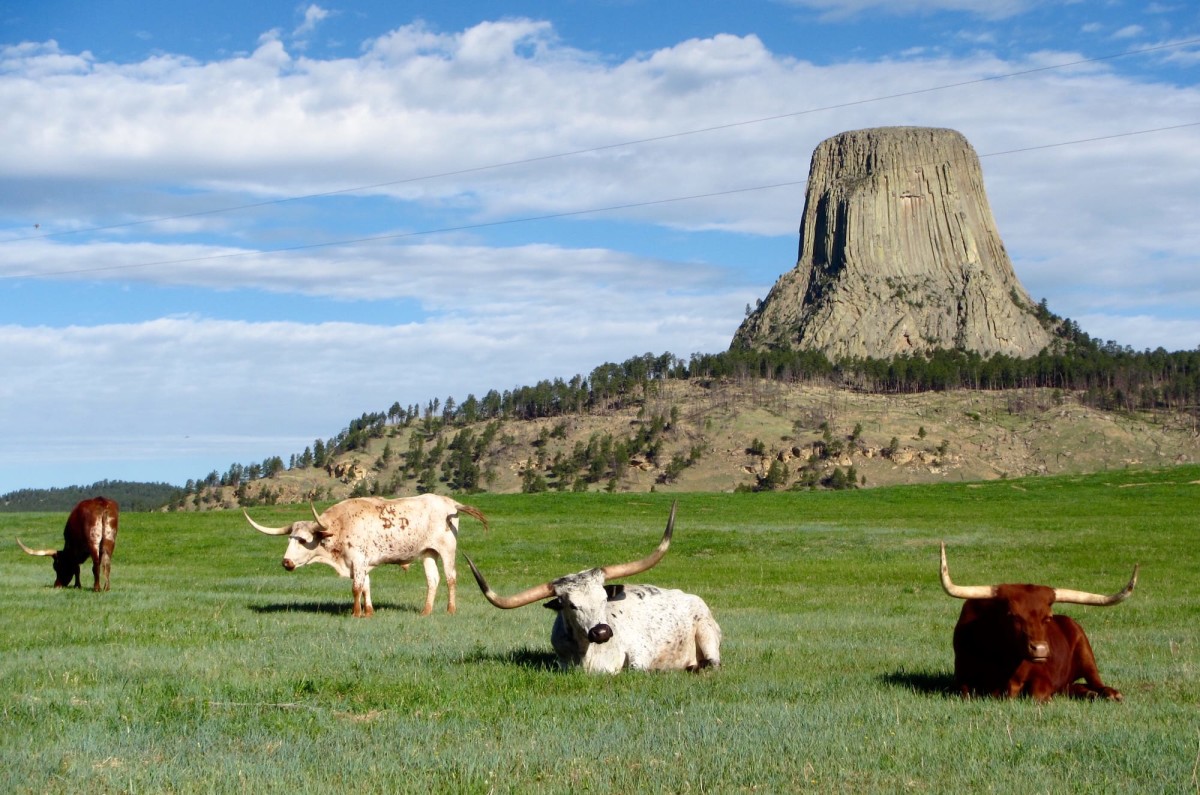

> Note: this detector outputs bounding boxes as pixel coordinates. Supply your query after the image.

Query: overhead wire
[7,119,1198,280]
[5,34,1199,246]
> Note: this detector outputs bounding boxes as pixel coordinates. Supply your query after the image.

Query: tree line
[0,480,184,513]
[183,314,1199,500]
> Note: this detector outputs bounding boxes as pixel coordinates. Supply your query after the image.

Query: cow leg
[694,616,722,670]
[91,554,103,592]
[439,553,457,615]
[419,555,439,616]
[351,570,373,618]
[361,573,374,617]
[1006,664,1033,699]
[1068,634,1122,701]
[99,539,115,591]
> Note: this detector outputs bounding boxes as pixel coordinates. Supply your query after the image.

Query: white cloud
[0,291,744,488]
[1112,24,1146,39]
[1073,314,1200,351]
[776,0,1032,21]
[293,4,331,39]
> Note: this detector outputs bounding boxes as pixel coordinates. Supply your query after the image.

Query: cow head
[465,501,676,645]
[940,542,1138,663]
[543,569,627,644]
[244,504,333,571]
[16,539,77,588]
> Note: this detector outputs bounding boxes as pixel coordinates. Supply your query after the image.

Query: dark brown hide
[25,497,119,591]
[952,584,1121,701]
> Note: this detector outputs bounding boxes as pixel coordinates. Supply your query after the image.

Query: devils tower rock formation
[733,127,1055,359]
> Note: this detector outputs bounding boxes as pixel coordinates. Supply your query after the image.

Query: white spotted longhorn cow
[244,493,488,617]
[466,502,721,673]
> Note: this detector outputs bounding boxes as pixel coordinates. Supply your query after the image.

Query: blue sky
[1,1,1198,493]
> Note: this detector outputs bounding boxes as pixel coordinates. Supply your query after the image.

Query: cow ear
[605,584,626,601]
[543,598,563,611]
[313,527,335,539]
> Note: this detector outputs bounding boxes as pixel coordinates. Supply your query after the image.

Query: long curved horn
[601,500,677,581]
[309,502,330,533]
[1054,565,1139,606]
[243,510,293,536]
[16,539,57,557]
[464,554,554,609]
[939,543,997,600]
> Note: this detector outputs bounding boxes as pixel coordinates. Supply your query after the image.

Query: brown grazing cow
[939,543,1137,701]
[17,497,120,591]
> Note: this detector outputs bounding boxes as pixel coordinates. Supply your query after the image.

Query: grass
[2,466,1198,793]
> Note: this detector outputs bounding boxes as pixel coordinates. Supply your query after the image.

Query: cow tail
[455,503,490,534]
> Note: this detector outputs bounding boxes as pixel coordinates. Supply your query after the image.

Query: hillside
[179,379,1200,510]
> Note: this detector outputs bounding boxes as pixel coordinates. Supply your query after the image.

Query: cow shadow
[879,668,958,697]
[250,600,418,616]
[456,645,560,671]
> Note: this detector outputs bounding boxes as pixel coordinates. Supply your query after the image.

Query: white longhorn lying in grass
[465,502,721,673]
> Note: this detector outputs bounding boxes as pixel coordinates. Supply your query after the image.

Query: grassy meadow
[2,466,1198,793]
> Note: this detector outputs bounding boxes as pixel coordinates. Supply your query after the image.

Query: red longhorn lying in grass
[244,494,488,617]
[466,502,721,674]
[940,542,1137,701]
[18,496,119,592]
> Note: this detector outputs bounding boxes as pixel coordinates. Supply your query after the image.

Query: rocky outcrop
[325,460,366,484]
[733,127,1056,359]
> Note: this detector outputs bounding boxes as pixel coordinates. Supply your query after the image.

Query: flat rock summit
[734,127,1056,359]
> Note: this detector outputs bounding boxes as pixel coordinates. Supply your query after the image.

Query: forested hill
[0,480,184,513]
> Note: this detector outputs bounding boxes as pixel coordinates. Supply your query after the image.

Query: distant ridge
[734,127,1057,359]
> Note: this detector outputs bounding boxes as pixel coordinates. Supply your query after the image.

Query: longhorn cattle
[940,542,1138,701]
[17,496,119,592]
[243,494,488,618]
[466,502,721,674]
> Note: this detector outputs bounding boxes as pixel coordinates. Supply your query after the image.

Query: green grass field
[2,467,1197,793]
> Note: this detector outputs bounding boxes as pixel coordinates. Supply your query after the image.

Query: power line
[7,35,1199,244]
[7,120,1198,280]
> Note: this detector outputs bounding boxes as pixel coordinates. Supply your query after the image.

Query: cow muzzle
[1028,640,1050,662]
[588,624,613,644]
[282,559,297,572]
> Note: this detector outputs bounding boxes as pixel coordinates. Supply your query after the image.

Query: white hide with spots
[546,569,722,674]
[466,501,721,674]
[244,494,488,618]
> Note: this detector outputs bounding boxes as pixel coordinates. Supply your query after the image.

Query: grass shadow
[457,645,561,671]
[250,600,417,616]
[880,668,958,697]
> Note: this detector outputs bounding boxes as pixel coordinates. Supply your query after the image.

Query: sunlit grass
[1,466,1196,792]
